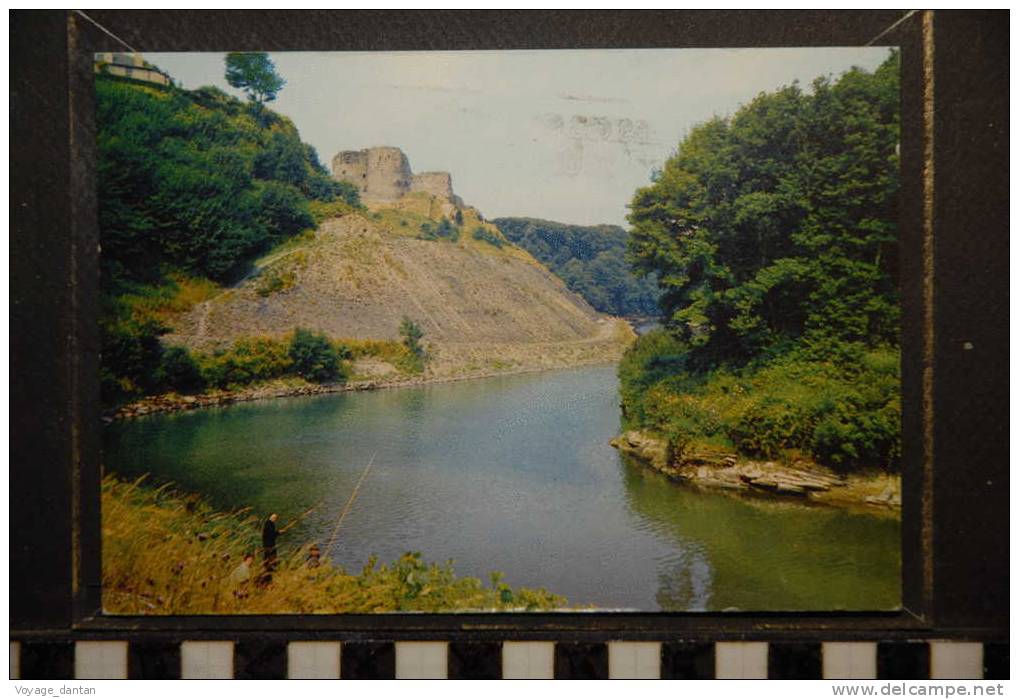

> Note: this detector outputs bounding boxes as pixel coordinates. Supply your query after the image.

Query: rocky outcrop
[610,430,901,512]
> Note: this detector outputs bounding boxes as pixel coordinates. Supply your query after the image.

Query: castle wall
[332,147,412,201]
[410,171,454,200]
[332,146,462,207]
[364,147,413,201]
[332,151,369,194]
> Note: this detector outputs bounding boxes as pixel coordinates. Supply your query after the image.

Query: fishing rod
[325,452,376,552]
[278,500,323,535]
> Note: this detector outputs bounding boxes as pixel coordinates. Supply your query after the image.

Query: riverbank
[611,430,901,515]
[109,318,635,421]
[102,475,566,614]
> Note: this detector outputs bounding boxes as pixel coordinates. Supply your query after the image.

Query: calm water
[103,365,900,611]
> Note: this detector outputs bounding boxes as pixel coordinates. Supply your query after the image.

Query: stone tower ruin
[332,146,463,206]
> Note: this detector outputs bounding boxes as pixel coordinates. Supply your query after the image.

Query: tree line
[620,51,901,472]
[493,217,660,317]
[97,55,362,404]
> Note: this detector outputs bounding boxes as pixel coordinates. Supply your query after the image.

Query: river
[102,364,900,611]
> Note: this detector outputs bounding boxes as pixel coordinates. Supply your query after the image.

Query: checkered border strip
[9,639,1008,679]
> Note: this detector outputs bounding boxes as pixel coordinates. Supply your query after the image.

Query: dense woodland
[493,217,660,317]
[620,52,901,472]
[97,67,369,406]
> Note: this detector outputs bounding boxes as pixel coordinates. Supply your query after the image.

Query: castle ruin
[332,146,463,207]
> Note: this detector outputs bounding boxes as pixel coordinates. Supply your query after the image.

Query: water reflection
[104,364,899,611]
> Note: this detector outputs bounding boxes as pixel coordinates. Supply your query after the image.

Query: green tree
[399,317,425,359]
[224,52,286,108]
[288,328,343,383]
[493,217,660,316]
[156,346,205,393]
[471,226,505,248]
[627,51,900,369]
[419,217,458,242]
[616,53,902,472]
[100,319,166,403]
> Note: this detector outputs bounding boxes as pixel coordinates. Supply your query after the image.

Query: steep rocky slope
[165,198,634,379]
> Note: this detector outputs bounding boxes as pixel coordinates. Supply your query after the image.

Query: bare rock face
[163,213,634,379]
[332,146,461,207]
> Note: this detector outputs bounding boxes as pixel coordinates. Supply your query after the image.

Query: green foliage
[224,52,286,107]
[99,303,168,404]
[99,276,224,404]
[627,52,900,368]
[471,226,505,248]
[256,180,314,242]
[340,338,424,376]
[96,75,340,285]
[196,337,295,389]
[617,328,690,424]
[288,328,344,383]
[399,317,426,361]
[618,330,901,471]
[617,54,901,474]
[418,216,459,242]
[256,266,297,297]
[308,199,358,225]
[493,217,660,317]
[96,72,362,404]
[156,345,206,394]
[454,208,464,226]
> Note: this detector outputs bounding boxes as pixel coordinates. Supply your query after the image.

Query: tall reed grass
[102,475,565,614]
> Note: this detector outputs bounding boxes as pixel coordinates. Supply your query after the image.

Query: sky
[143,48,891,227]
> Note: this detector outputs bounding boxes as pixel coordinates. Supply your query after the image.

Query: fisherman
[262,513,280,570]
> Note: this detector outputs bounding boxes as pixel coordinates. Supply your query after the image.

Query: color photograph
[97,47,902,614]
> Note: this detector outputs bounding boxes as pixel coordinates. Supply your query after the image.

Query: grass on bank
[619,329,901,473]
[102,475,566,615]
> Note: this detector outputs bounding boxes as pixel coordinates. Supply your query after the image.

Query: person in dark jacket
[261,513,280,572]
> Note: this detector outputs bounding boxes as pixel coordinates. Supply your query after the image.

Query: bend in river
[103,364,900,611]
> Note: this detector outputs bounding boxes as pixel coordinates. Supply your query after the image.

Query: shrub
[617,329,690,425]
[471,226,505,248]
[95,76,329,285]
[308,198,357,224]
[727,395,812,458]
[256,181,314,243]
[100,313,167,404]
[288,328,344,383]
[419,217,458,242]
[618,334,902,471]
[256,266,296,297]
[338,337,424,375]
[197,336,294,389]
[810,385,901,472]
[156,346,205,393]
[399,317,426,360]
